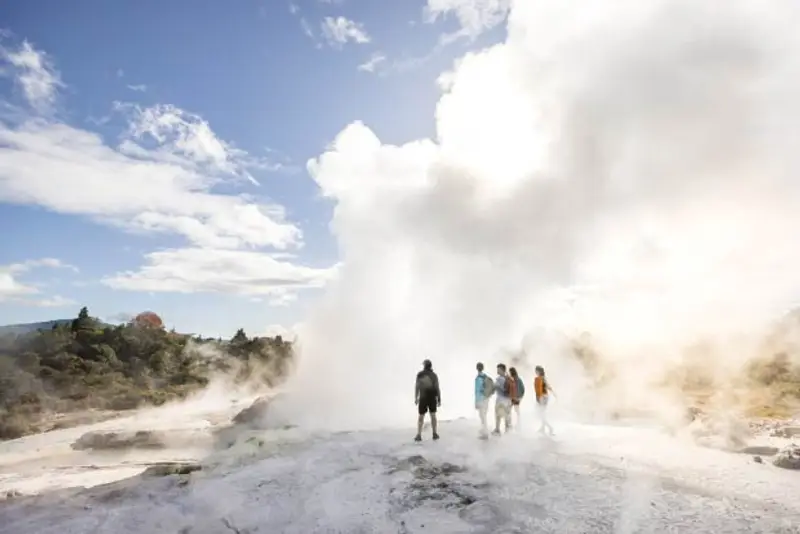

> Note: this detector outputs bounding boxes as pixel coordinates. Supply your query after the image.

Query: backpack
[517,377,526,398]
[418,373,435,393]
[481,375,495,398]
[503,376,512,397]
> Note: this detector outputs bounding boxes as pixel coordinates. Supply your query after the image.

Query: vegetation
[568,311,800,421]
[0,307,294,441]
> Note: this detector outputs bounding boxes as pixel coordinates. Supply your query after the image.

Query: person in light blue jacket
[474,362,493,438]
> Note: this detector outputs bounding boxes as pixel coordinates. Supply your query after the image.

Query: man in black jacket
[414,359,441,441]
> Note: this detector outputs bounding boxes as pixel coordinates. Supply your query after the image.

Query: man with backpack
[414,359,441,442]
[474,362,494,438]
[493,363,513,435]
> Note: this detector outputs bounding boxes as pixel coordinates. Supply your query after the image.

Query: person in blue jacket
[474,362,493,438]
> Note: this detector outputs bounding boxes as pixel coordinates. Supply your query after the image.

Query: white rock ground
[1,402,799,534]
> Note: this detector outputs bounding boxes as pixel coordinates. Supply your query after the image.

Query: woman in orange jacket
[534,365,556,435]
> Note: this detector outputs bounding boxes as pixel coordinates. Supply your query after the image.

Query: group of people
[413,359,555,442]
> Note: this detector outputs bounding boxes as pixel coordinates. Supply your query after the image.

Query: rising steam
[277,0,800,431]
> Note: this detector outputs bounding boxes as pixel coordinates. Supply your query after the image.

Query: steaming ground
[1,394,799,533]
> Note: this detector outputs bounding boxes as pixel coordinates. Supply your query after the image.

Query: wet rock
[753,456,763,464]
[232,396,271,427]
[772,444,800,470]
[71,430,168,451]
[4,490,22,500]
[771,426,800,439]
[388,455,484,515]
[738,446,780,456]
[141,462,202,477]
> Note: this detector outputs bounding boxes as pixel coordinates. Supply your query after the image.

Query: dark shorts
[418,393,438,415]
[511,399,520,406]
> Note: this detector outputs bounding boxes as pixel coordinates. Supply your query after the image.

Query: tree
[71,307,97,335]
[231,328,248,345]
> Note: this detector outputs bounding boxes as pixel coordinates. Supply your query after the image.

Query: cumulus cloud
[280,0,800,431]
[126,83,147,92]
[0,39,64,113]
[102,248,337,305]
[0,258,77,306]
[321,17,371,47]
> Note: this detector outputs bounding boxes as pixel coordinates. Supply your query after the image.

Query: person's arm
[434,372,441,405]
[414,373,420,404]
[547,379,557,398]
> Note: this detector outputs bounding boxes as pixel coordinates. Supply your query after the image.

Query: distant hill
[0,319,74,336]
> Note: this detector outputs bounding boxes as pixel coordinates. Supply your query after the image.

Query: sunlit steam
[280,0,800,431]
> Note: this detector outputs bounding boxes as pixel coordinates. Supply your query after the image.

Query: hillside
[0,307,293,441]
[0,320,75,337]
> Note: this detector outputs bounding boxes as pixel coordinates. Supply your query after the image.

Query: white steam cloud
[279,0,800,431]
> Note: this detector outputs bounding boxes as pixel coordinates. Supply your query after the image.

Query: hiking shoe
[414,434,422,442]
[492,430,501,436]
[432,433,440,440]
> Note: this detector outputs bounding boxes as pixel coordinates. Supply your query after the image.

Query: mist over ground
[272,0,800,432]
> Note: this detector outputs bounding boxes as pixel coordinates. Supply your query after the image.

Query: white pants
[537,396,552,432]
[495,400,512,430]
[476,399,489,435]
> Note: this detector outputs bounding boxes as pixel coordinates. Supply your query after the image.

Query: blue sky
[0,0,507,337]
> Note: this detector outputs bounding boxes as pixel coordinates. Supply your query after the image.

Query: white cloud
[115,102,267,185]
[424,0,511,43]
[0,118,301,249]
[0,43,301,252]
[29,295,76,308]
[288,0,800,429]
[0,40,64,113]
[289,2,300,15]
[103,248,337,305]
[0,258,77,306]
[0,39,335,307]
[320,17,371,47]
[358,52,386,73]
[126,84,147,92]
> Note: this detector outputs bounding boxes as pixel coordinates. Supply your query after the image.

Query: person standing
[534,365,555,436]
[415,359,441,442]
[493,363,512,435]
[508,366,525,428]
[474,362,494,438]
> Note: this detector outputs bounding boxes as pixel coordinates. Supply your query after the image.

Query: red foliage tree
[132,311,164,330]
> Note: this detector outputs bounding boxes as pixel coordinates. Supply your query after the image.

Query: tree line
[0,307,294,440]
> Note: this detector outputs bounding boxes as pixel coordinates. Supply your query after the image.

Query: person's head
[423,359,432,371]
[509,367,518,378]
[535,365,544,377]
[496,363,507,375]
[476,362,484,373]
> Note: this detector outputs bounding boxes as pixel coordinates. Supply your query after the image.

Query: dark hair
[496,363,507,372]
[535,365,544,376]
[476,362,484,372]
[509,367,518,377]
[423,359,432,370]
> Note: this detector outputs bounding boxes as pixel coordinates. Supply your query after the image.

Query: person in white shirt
[493,363,512,435]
